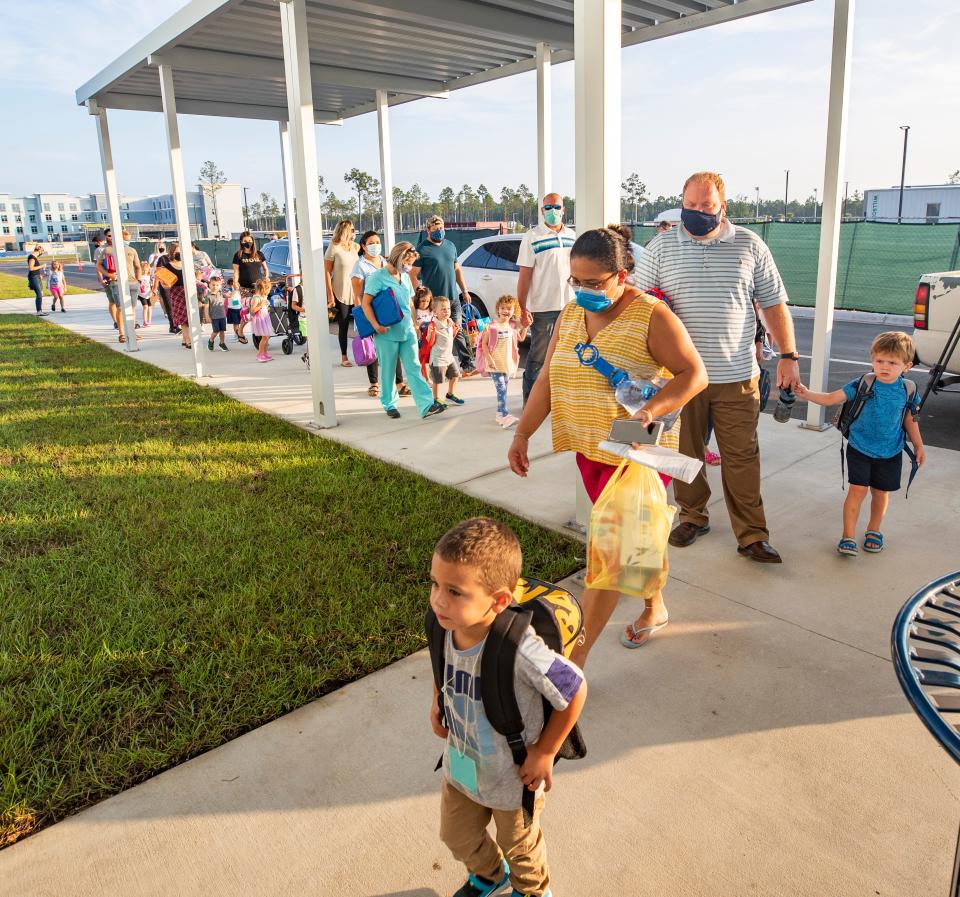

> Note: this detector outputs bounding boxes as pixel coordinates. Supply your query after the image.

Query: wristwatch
[780,351,800,361]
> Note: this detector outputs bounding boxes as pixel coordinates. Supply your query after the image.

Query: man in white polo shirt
[517,192,576,403]
[635,171,801,563]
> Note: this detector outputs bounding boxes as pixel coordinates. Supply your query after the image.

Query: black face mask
[681,207,723,237]
[173,252,181,261]
[242,242,253,250]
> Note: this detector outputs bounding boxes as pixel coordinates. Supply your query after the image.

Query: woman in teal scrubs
[362,241,446,420]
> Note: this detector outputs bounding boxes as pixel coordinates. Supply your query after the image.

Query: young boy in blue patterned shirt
[796,331,926,556]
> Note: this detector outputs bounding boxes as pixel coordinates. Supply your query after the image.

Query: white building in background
[864,183,960,223]
[0,184,245,249]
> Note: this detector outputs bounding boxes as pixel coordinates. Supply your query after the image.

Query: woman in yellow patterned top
[508,225,707,664]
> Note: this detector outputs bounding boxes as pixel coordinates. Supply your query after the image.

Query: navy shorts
[226,308,242,325]
[210,317,227,333]
[846,444,902,492]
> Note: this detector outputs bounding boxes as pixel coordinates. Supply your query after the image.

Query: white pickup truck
[914,271,960,405]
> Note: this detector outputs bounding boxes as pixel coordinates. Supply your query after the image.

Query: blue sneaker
[453,859,510,896]
[445,393,466,405]
[511,891,552,897]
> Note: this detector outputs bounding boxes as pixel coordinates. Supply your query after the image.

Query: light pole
[784,169,790,220]
[898,125,910,223]
[242,186,251,229]
[755,186,760,219]
[843,180,849,219]
[813,187,818,221]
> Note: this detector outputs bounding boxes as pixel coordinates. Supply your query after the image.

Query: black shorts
[846,444,902,492]
[226,308,242,325]
[210,317,227,333]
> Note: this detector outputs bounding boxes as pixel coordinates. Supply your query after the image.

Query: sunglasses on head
[543,204,562,210]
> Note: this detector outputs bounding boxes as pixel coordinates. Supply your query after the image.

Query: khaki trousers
[439,780,550,896]
[675,377,769,546]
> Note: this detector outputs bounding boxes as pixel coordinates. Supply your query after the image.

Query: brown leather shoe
[668,522,711,547]
[737,540,783,563]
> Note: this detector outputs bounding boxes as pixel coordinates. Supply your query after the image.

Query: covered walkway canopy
[77,0,852,437]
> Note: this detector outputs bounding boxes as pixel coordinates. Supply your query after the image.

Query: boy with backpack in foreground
[427,518,587,897]
[796,331,925,556]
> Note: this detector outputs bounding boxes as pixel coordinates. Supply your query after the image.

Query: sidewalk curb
[789,305,913,326]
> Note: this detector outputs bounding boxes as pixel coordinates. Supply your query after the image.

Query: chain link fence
[633,221,960,315]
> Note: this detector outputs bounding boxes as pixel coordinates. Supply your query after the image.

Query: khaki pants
[439,780,550,896]
[675,377,769,546]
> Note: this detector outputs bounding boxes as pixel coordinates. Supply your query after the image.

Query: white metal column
[376,89,396,251]
[536,41,552,224]
[279,121,301,277]
[805,0,855,430]
[280,0,337,428]
[155,62,205,378]
[574,0,621,232]
[88,100,138,349]
[572,0,621,530]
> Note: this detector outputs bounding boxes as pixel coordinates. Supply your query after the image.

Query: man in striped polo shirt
[517,192,576,403]
[634,171,801,563]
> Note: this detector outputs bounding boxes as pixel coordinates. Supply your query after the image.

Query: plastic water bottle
[773,387,796,423]
[615,375,681,431]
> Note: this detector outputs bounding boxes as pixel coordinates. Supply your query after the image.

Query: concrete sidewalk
[2,295,960,896]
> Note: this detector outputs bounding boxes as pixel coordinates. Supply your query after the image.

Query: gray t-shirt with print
[441,626,584,811]
[206,290,227,319]
[430,318,456,367]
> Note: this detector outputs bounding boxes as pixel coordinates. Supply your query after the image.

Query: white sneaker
[499,414,518,429]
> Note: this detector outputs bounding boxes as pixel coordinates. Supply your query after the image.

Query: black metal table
[892,570,960,896]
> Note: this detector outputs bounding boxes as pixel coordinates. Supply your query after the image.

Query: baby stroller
[268,282,307,355]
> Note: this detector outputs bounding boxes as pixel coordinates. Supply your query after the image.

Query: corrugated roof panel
[77,0,809,121]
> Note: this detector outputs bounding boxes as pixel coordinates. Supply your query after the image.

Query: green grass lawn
[0,316,580,847]
[0,271,94,300]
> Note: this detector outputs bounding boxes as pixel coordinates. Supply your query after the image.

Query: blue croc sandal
[863,531,884,553]
[453,860,510,897]
[837,538,858,557]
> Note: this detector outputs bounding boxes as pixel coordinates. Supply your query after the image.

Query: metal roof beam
[97,91,342,125]
[340,0,575,49]
[75,0,244,105]
[622,0,809,44]
[158,46,448,98]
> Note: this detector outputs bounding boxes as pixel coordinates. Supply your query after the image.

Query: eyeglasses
[543,204,562,211]
[567,273,616,291]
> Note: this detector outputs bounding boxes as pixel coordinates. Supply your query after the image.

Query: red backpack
[418,320,436,366]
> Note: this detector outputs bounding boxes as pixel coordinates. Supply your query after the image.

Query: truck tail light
[914,282,929,330]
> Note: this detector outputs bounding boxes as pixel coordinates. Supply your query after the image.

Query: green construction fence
[633,221,960,315]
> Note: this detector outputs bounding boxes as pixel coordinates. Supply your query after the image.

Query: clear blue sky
[2,0,957,206]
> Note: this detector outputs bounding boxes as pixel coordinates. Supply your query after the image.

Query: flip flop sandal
[620,618,669,649]
[837,538,859,556]
[863,531,884,553]
[340,360,354,367]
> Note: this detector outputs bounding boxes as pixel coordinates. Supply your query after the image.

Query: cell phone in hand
[608,419,664,446]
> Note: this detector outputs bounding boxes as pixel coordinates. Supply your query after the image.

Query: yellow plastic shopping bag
[586,460,676,599]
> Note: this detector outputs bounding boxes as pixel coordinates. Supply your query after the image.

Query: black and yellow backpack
[425,576,587,823]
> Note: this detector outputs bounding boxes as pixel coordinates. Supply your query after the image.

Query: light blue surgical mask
[431,228,445,242]
[575,287,613,313]
[365,244,381,258]
[543,208,563,227]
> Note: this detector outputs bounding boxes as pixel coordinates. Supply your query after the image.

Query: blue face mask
[431,229,445,242]
[575,287,613,313]
[681,207,723,237]
[365,244,381,257]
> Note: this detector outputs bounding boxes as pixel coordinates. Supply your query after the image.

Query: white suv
[458,232,645,317]
[457,234,525,319]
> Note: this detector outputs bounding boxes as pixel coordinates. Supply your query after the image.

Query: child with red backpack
[476,295,528,429]
[421,295,464,406]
